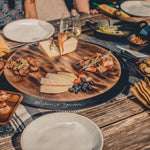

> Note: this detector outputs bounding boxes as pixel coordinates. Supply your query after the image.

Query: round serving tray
[3,41,129,110]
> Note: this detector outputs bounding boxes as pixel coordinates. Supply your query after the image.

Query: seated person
[0,0,38,29]
[65,0,98,14]
[68,0,150,15]
[66,0,117,15]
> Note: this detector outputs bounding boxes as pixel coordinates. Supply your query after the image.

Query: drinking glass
[58,15,81,54]
[62,15,81,38]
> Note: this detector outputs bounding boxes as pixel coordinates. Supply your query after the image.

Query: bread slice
[39,40,60,58]
[40,85,70,93]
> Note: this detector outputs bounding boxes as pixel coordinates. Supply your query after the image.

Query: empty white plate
[121,1,150,17]
[3,19,55,43]
[21,112,103,150]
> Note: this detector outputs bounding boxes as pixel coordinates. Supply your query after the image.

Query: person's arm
[73,0,90,14]
[24,0,38,19]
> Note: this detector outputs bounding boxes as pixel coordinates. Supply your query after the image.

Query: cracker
[144,77,150,87]
[135,83,149,104]
[130,86,150,109]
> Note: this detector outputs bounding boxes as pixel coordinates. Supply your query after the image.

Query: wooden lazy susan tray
[4,41,128,110]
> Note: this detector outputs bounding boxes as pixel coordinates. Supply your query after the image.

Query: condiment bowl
[127,33,150,51]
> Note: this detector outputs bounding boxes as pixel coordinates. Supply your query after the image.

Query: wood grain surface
[2,96,150,150]
[4,41,121,102]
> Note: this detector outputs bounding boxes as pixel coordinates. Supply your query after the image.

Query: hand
[90,9,99,14]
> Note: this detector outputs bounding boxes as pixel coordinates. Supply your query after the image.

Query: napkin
[98,4,136,22]
[0,35,10,57]
[130,77,150,109]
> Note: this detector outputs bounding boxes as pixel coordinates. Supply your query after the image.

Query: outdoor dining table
[0,13,150,150]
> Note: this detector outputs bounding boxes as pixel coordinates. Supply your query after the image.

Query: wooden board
[4,41,121,102]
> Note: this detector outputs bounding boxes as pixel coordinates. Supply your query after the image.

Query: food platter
[3,19,55,43]
[4,41,128,110]
[21,112,103,150]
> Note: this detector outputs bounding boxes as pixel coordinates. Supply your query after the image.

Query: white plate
[3,19,55,43]
[121,1,150,17]
[21,112,103,150]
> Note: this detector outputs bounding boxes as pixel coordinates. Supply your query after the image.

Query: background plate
[21,112,103,150]
[121,1,150,17]
[3,19,55,43]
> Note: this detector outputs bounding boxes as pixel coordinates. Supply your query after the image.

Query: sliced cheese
[40,85,70,93]
[40,75,73,86]
[57,72,77,80]
[39,40,60,58]
[46,73,75,82]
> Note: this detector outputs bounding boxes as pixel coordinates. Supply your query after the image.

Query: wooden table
[0,13,150,150]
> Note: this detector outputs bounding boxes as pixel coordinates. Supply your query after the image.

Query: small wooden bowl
[0,90,23,125]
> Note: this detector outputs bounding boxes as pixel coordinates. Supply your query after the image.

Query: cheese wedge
[39,37,78,58]
[40,85,70,93]
[62,37,78,55]
[39,40,60,58]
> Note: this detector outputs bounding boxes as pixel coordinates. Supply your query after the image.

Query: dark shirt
[64,0,125,11]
